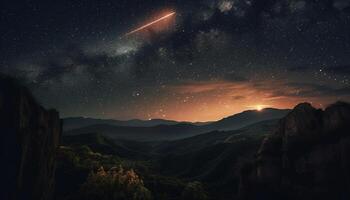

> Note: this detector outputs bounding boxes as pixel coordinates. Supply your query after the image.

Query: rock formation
[239,102,350,200]
[0,76,61,200]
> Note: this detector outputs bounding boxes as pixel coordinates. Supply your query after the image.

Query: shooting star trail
[124,12,176,36]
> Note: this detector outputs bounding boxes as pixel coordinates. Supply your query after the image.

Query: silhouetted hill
[203,108,290,131]
[64,123,202,141]
[239,102,350,200]
[64,108,289,141]
[61,133,152,159]
[153,119,278,155]
[58,119,280,199]
[153,119,279,199]
[63,117,189,131]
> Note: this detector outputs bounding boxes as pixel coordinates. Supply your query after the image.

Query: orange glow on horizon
[148,81,337,122]
[103,80,343,122]
[256,105,263,111]
[246,104,272,111]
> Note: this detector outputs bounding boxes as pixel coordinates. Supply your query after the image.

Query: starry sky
[1,0,350,121]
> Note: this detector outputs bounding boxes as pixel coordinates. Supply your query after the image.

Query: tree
[78,166,152,200]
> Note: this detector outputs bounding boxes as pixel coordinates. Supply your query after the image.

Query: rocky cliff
[239,102,350,200]
[0,76,61,200]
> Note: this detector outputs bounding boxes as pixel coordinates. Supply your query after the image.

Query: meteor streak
[124,12,175,36]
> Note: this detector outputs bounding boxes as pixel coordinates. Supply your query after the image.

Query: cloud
[289,65,350,75]
[168,80,244,94]
[323,65,350,75]
[285,82,350,97]
[218,0,234,13]
[223,72,249,82]
[232,95,245,100]
[6,44,138,91]
[194,29,232,51]
[84,37,144,57]
[170,78,350,100]
[289,1,306,13]
[334,0,350,10]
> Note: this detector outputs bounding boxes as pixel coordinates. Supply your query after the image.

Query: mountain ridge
[63,117,211,131]
[204,108,291,131]
[63,108,291,141]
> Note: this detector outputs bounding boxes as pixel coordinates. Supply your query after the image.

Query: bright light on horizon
[256,105,263,111]
[246,104,272,111]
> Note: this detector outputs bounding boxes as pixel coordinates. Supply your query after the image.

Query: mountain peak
[293,102,316,111]
[239,101,350,199]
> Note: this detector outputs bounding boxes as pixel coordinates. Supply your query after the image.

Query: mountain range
[60,118,280,199]
[63,117,212,131]
[63,108,290,141]
[3,69,350,200]
[59,102,350,199]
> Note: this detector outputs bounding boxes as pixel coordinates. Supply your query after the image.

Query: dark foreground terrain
[56,119,277,200]
[0,76,61,200]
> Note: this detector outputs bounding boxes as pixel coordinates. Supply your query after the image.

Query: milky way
[1,0,350,121]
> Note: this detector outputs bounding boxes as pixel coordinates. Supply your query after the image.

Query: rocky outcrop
[0,76,61,200]
[239,102,350,200]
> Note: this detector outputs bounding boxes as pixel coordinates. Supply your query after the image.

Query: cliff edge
[0,76,61,200]
[239,102,350,200]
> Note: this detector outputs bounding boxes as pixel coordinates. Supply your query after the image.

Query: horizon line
[61,106,292,123]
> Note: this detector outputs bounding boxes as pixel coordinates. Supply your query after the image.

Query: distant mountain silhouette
[63,117,210,131]
[202,108,290,131]
[61,133,151,159]
[65,123,202,141]
[64,108,290,141]
[153,119,279,155]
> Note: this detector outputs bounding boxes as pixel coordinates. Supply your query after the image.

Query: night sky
[1,0,350,121]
